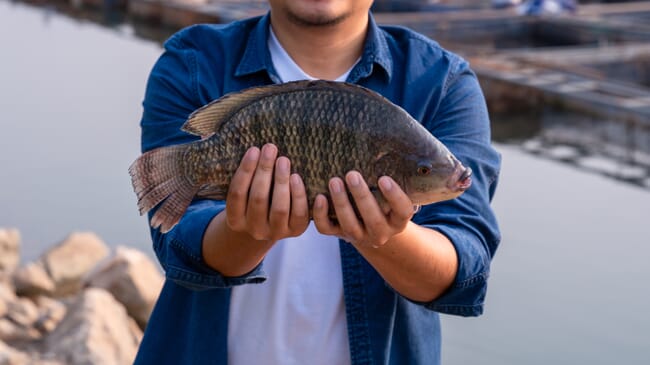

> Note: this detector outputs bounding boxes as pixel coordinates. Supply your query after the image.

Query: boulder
[13,262,55,297]
[0,297,41,343]
[84,246,163,328]
[0,282,14,318]
[5,298,39,329]
[0,318,40,343]
[44,288,142,365]
[0,339,30,365]
[41,232,109,297]
[0,229,20,280]
[0,282,16,303]
[32,296,67,335]
[0,299,6,319]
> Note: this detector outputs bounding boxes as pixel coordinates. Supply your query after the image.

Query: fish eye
[416,164,432,176]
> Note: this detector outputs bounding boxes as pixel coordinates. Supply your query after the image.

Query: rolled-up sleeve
[415,59,501,317]
[139,32,266,290]
[148,200,266,290]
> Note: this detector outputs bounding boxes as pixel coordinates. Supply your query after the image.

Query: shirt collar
[349,13,393,83]
[235,12,393,83]
[235,13,276,80]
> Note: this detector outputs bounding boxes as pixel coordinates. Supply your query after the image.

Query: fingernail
[314,195,323,209]
[379,177,392,191]
[290,173,301,187]
[263,144,276,159]
[277,157,289,173]
[246,147,260,161]
[330,179,343,193]
[347,172,361,187]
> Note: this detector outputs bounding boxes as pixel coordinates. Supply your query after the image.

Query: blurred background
[0,0,648,364]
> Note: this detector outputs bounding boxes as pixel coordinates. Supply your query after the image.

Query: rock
[25,358,63,365]
[45,288,142,365]
[0,229,20,280]
[5,298,39,329]
[13,231,110,298]
[0,297,41,344]
[0,282,16,302]
[0,339,30,365]
[84,246,163,328]
[41,232,109,297]
[13,262,55,297]
[0,282,16,318]
[32,296,67,335]
[0,318,40,343]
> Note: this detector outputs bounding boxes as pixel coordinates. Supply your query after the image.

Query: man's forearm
[202,211,276,277]
[201,145,311,278]
[352,221,458,303]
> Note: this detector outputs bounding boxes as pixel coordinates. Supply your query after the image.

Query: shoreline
[0,228,162,365]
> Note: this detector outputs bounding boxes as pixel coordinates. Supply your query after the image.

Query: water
[441,144,650,365]
[1,1,649,364]
[0,0,158,258]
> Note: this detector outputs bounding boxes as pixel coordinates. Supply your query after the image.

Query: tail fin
[128,145,198,233]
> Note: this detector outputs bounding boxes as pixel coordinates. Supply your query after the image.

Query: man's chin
[286,10,350,27]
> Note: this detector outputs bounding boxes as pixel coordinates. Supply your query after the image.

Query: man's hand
[312,171,414,248]
[312,170,457,302]
[226,144,310,242]
[202,143,309,277]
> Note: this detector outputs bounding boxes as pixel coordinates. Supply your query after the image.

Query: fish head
[399,140,472,206]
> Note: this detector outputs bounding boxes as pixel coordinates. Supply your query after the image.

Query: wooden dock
[74,0,650,127]
[128,0,267,26]
[472,49,650,124]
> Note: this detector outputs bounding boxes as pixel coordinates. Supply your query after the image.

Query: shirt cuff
[421,225,490,317]
[152,199,267,290]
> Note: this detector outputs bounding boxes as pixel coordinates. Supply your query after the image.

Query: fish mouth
[450,166,472,192]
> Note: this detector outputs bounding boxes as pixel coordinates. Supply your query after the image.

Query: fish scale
[129,80,470,233]
[197,89,376,202]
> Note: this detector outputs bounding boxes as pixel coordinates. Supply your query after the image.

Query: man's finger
[378,176,414,229]
[288,173,309,233]
[345,171,386,234]
[269,156,292,232]
[246,144,277,234]
[312,194,338,236]
[226,147,260,229]
[329,177,365,242]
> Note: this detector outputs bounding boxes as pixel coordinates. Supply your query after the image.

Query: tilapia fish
[129,80,472,233]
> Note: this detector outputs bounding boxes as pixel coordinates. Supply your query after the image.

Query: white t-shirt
[227,28,355,365]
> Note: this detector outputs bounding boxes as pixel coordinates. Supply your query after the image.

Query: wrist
[202,211,276,277]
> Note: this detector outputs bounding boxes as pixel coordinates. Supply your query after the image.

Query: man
[134,1,501,364]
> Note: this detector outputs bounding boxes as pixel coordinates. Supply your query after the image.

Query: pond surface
[0,0,158,259]
[0,1,648,364]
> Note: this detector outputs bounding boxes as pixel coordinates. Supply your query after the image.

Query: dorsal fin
[181,80,389,137]
[181,85,280,137]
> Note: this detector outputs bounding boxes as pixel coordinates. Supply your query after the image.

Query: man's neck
[269,12,368,81]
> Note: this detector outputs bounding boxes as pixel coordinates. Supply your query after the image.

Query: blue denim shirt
[134,13,501,365]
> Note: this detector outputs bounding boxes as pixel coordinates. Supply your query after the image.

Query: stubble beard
[285,8,351,27]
